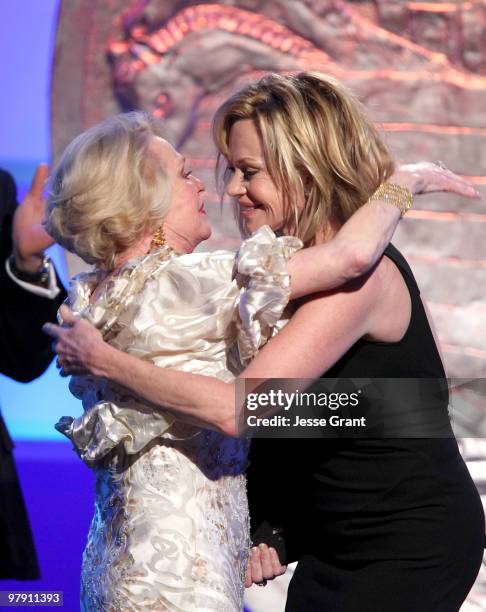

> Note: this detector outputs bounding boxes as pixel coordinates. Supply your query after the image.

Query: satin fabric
[56,226,301,611]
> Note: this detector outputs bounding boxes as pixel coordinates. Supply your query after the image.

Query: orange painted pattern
[407,254,486,268]
[379,123,486,137]
[443,343,486,359]
[324,68,486,90]
[407,210,486,222]
[462,176,486,185]
[196,119,486,146]
[109,3,486,90]
[114,3,330,66]
[406,2,472,13]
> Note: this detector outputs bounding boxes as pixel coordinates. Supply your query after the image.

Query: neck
[164,225,196,254]
[113,234,153,271]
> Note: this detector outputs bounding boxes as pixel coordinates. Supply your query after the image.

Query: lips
[198,202,206,214]
[239,202,264,213]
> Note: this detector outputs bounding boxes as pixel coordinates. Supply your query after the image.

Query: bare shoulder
[242,257,412,379]
[243,264,388,379]
[364,255,412,342]
[292,255,410,339]
[294,260,384,317]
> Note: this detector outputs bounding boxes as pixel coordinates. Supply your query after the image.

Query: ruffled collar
[65,246,178,339]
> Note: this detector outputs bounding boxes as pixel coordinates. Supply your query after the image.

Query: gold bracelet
[370,183,413,216]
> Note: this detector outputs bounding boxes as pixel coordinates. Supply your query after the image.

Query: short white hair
[46,112,170,269]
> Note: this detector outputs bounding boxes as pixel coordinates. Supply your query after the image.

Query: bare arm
[286,163,479,299]
[90,336,236,433]
[46,268,381,436]
[286,197,399,298]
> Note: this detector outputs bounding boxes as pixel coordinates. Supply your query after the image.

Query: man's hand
[13,163,55,273]
[245,544,287,588]
[43,305,107,377]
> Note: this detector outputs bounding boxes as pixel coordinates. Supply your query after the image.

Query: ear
[301,171,313,204]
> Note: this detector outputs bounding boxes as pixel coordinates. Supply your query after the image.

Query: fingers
[258,544,275,579]
[395,162,481,200]
[43,322,64,340]
[447,178,481,199]
[56,357,85,377]
[268,546,286,576]
[59,304,78,326]
[434,168,480,197]
[427,166,480,200]
[29,163,49,200]
[439,181,480,199]
[249,547,264,584]
[249,544,285,586]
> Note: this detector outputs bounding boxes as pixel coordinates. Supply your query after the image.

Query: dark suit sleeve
[0,169,67,382]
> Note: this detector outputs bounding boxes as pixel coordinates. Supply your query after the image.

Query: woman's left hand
[43,305,107,377]
[392,162,481,199]
[245,543,287,588]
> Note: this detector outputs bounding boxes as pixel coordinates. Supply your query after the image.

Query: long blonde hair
[213,72,394,243]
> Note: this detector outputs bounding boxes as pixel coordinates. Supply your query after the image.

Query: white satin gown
[55,227,301,611]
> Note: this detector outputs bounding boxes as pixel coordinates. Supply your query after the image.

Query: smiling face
[149,136,211,252]
[226,119,301,235]
[215,73,395,246]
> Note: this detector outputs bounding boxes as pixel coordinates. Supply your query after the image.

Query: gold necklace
[150,224,166,251]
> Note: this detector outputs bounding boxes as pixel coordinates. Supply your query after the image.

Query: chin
[200,224,212,242]
[245,217,270,235]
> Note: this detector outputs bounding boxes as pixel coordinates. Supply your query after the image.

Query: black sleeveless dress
[247,244,484,612]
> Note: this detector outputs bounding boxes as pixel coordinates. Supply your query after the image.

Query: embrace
[44,72,484,611]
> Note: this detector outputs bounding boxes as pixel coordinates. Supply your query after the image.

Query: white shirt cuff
[6,258,61,299]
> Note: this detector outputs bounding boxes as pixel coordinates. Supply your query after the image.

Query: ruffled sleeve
[55,397,198,465]
[234,225,302,365]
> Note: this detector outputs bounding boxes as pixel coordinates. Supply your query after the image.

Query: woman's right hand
[43,305,108,377]
[245,543,287,588]
[391,162,480,200]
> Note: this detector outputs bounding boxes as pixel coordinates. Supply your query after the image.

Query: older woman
[43,108,431,611]
[49,73,483,612]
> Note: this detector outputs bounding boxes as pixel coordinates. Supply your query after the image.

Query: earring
[150,224,166,251]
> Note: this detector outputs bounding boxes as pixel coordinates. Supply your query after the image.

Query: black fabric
[248,244,485,611]
[0,168,66,580]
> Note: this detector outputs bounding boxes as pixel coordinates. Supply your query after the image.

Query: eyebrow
[232,156,262,166]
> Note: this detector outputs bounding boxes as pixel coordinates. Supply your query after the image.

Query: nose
[226,169,246,198]
[192,173,205,192]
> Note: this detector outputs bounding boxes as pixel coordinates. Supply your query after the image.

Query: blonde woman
[48,73,482,611]
[42,108,433,611]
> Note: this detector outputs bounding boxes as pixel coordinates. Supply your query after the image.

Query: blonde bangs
[213,72,394,244]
